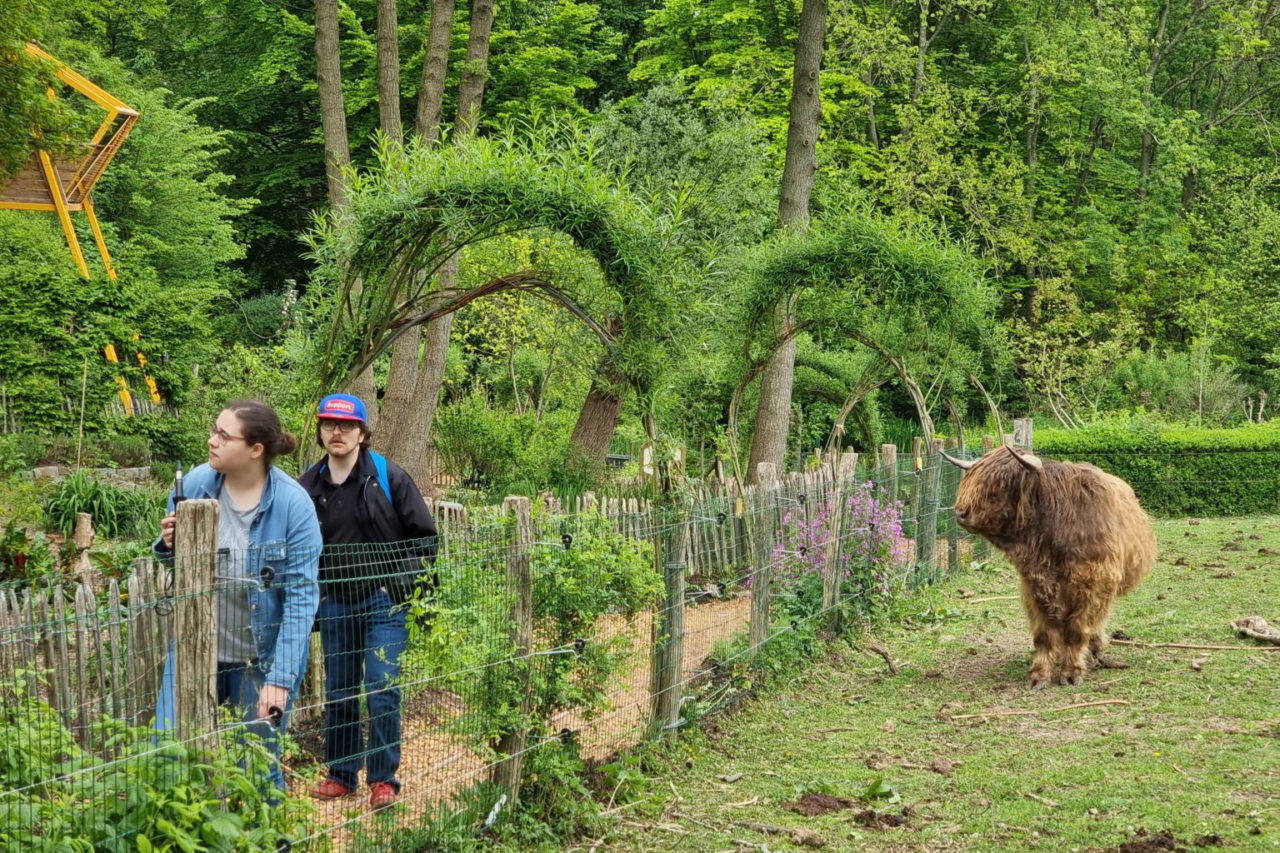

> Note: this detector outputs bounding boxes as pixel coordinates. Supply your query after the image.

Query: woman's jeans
[318,589,407,791]
[156,653,298,791]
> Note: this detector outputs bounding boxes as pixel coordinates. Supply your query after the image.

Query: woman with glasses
[298,394,437,811]
[153,398,322,792]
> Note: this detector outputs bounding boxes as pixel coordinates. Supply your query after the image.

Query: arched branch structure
[726,210,994,482]
[307,132,684,441]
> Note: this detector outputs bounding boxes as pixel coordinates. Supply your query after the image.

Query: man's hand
[160,512,176,549]
[257,684,290,723]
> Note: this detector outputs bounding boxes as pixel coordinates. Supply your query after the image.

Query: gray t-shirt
[217,487,259,664]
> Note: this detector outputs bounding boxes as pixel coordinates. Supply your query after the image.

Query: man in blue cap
[298,394,438,810]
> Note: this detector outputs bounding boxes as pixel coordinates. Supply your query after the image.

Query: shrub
[103,433,152,467]
[1036,420,1280,516]
[0,521,61,584]
[0,674,315,852]
[0,433,44,475]
[42,470,167,540]
[404,508,660,748]
[770,484,910,623]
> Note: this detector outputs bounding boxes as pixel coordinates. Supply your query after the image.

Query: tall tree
[381,0,496,491]
[315,0,379,421]
[380,0,456,468]
[746,0,828,482]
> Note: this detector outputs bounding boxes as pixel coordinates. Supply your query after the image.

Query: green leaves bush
[1036,421,1280,516]
[0,675,314,853]
[42,471,167,540]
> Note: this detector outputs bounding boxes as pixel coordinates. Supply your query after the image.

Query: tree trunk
[315,0,351,212]
[747,0,827,483]
[456,0,497,135]
[380,0,456,449]
[567,316,625,462]
[415,0,456,144]
[316,0,379,423]
[382,0,495,490]
[377,0,403,142]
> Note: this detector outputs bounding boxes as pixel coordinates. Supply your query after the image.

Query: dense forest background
[3,0,1279,498]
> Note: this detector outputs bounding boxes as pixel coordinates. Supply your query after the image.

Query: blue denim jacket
[154,463,322,691]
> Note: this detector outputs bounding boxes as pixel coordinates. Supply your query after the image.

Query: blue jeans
[156,655,298,791]
[319,589,407,791]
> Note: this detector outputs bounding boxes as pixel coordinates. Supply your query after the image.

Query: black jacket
[298,449,438,604]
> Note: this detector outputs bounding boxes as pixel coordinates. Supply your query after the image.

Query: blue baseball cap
[317,394,368,423]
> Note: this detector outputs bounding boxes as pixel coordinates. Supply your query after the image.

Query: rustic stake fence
[0,442,994,849]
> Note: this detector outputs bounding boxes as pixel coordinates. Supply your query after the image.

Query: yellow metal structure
[0,43,138,279]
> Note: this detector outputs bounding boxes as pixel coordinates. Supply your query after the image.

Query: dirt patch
[854,807,910,829]
[1091,828,1225,853]
[785,792,855,816]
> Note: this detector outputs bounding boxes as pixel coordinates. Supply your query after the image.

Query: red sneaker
[310,777,356,800]
[369,782,398,810]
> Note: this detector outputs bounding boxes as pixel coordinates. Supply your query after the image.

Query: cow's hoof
[1028,675,1049,690]
[1063,670,1084,686]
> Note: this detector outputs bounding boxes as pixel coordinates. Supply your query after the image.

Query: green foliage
[0,1,93,181]
[1036,420,1280,516]
[0,434,46,477]
[404,509,660,748]
[0,522,61,585]
[0,674,314,852]
[42,470,167,539]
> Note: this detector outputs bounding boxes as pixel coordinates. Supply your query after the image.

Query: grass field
[573,515,1280,853]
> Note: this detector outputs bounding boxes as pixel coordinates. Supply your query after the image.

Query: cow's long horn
[1008,445,1043,472]
[940,450,976,470]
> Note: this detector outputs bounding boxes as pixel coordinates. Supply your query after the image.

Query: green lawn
[576,515,1280,853]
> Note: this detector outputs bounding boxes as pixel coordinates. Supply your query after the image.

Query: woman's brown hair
[224,399,297,470]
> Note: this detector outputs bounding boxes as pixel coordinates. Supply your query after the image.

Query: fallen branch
[865,642,899,674]
[1111,639,1279,651]
[948,699,1130,721]
[967,595,1019,604]
[1020,791,1059,809]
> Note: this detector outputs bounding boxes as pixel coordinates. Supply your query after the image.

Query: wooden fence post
[944,437,960,572]
[650,509,689,740]
[1014,418,1034,450]
[173,498,219,749]
[492,496,533,805]
[822,453,858,632]
[916,439,941,580]
[879,443,898,504]
[749,464,778,655]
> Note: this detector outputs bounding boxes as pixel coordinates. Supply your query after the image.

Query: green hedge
[1034,423,1280,517]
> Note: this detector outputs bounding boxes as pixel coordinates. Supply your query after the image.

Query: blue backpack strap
[370,451,394,512]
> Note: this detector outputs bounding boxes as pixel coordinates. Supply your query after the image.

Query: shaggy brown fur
[952,446,1156,688]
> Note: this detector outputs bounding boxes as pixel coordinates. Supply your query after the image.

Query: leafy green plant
[0,673,316,852]
[0,522,60,584]
[42,470,167,540]
[0,433,45,476]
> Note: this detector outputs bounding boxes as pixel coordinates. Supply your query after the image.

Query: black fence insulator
[561,533,573,550]
[716,511,726,526]
[268,705,283,727]
[791,619,799,631]
[259,566,275,588]
[798,545,807,557]
[573,637,586,655]
[795,587,804,599]
[797,494,805,504]
[559,727,574,744]
[717,582,726,597]
[276,838,292,853]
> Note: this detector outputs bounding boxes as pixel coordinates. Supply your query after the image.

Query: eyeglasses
[209,424,247,445]
[318,420,361,434]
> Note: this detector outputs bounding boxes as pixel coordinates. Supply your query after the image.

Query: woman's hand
[257,684,290,723]
[160,512,176,549]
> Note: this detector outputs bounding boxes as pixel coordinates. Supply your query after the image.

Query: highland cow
[942,444,1155,688]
